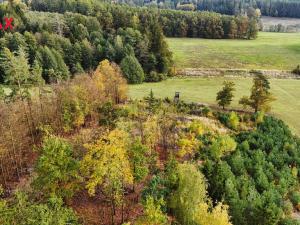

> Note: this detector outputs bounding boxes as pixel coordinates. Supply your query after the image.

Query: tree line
[159,10,258,39]
[30,0,259,39]
[124,0,300,19]
[196,0,300,18]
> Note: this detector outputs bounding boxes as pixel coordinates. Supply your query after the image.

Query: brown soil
[70,183,145,225]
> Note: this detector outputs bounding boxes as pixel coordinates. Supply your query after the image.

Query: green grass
[129,77,300,135]
[167,32,300,70]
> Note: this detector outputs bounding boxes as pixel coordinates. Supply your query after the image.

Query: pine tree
[144,89,160,114]
[247,73,276,112]
[216,81,235,110]
[251,74,274,112]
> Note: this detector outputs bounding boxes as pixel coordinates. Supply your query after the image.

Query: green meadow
[167,32,300,70]
[129,77,300,135]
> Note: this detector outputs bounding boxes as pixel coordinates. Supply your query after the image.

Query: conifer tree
[216,81,235,110]
[120,54,145,84]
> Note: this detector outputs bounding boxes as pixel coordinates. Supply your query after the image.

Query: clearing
[129,77,300,135]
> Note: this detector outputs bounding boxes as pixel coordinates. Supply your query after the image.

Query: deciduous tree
[81,129,133,224]
[94,59,127,104]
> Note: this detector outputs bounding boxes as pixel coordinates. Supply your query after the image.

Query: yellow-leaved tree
[135,196,170,225]
[93,59,127,104]
[194,202,232,225]
[81,129,133,224]
[170,163,232,225]
[177,133,200,158]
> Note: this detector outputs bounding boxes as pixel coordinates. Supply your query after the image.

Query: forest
[1,56,300,224]
[119,0,300,19]
[195,0,300,18]
[1,0,300,225]
[0,0,258,86]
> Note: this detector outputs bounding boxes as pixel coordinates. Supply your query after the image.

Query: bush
[228,112,239,130]
[210,135,237,159]
[292,65,300,75]
[241,113,251,123]
[145,71,167,82]
[0,193,79,225]
[255,111,265,124]
[290,192,300,207]
[202,107,211,117]
[216,112,230,125]
[279,218,300,225]
[98,102,129,128]
[283,200,294,216]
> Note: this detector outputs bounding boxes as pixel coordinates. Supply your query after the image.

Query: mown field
[167,32,300,70]
[129,77,300,135]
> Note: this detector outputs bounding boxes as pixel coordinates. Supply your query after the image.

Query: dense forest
[0,0,258,85]
[196,0,300,18]
[119,0,300,19]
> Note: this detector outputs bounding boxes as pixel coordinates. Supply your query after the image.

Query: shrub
[145,71,167,82]
[216,112,230,125]
[98,101,129,128]
[241,113,251,123]
[255,111,265,124]
[210,135,237,159]
[283,200,293,216]
[228,112,239,130]
[202,107,211,117]
[0,193,79,225]
[292,65,300,75]
[135,196,169,225]
[290,192,300,207]
[279,218,300,225]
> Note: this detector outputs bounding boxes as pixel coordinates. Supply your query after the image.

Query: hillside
[1,0,300,225]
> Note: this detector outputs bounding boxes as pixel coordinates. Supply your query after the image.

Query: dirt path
[177,68,300,79]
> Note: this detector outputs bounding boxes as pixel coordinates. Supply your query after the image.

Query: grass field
[129,77,300,135]
[167,32,300,70]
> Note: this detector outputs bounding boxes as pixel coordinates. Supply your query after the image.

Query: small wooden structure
[174,92,180,103]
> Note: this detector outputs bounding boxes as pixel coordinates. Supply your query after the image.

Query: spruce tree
[120,54,145,84]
